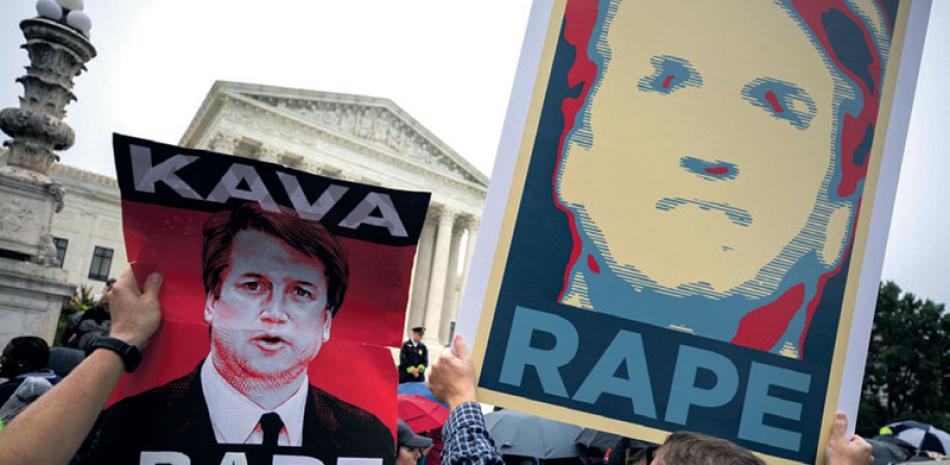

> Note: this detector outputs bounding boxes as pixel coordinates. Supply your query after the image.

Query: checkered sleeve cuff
[441,402,503,465]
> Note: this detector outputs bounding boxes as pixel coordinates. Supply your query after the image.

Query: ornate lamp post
[0,0,95,345]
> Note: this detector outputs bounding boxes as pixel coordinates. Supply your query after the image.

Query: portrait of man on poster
[77,202,394,464]
[553,0,891,357]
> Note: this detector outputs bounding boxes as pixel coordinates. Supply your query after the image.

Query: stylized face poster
[457,1,930,464]
[77,134,430,465]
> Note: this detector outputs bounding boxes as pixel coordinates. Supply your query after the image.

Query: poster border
[457,1,931,464]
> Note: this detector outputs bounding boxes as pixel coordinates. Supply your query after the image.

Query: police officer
[398,327,428,384]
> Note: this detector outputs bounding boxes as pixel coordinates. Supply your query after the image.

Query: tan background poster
[457,1,932,464]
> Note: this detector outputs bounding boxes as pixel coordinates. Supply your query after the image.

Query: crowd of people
[0,278,117,428]
[0,269,881,465]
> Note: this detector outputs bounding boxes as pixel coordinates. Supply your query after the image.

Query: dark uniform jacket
[397,340,428,384]
[73,364,394,465]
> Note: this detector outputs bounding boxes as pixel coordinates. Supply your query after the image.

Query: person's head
[201,202,349,385]
[396,419,432,465]
[411,327,425,343]
[628,432,764,465]
[0,336,50,379]
[554,0,890,347]
[98,278,118,312]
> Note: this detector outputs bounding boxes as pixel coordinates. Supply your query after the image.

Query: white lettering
[130,145,202,199]
[140,451,190,465]
[277,172,349,222]
[219,452,248,465]
[206,163,279,212]
[274,455,326,465]
[336,458,383,465]
[338,192,408,237]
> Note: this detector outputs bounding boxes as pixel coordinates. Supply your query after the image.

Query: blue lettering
[665,345,739,425]
[738,362,811,451]
[499,306,578,397]
[573,330,657,418]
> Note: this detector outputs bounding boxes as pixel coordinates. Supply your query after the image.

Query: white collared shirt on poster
[200,357,309,447]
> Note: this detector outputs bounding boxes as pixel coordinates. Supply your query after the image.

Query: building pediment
[182,81,488,188]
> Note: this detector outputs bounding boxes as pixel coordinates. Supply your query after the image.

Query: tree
[857,281,950,436]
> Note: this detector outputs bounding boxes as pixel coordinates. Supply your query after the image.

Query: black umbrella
[882,421,950,455]
[575,429,656,451]
[576,429,622,450]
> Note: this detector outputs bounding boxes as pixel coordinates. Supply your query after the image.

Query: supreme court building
[18,81,487,350]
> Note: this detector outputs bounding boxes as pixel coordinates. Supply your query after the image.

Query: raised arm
[0,270,163,465]
[428,335,503,465]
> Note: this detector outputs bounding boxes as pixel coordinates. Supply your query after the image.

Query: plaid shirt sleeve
[441,402,503,465]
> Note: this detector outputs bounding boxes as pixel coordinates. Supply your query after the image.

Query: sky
[1,1,948,305]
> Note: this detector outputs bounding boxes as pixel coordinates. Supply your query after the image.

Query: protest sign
[76,134,430,465]
[455,1,931,464]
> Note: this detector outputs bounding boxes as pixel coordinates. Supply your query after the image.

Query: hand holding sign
[429,335,476,410]
[109,270,163,350]
[824,413,871,465]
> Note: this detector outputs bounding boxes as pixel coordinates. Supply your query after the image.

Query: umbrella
[398,394,449,433]
[485,409,583,458]
[576,429,623,450]
[868,436,914,465]
[881,421,950,455]
[397,382,447,408]
[576,429,655,451]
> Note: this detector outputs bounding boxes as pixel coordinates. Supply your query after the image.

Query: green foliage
[53,286,96,346]
[857,281,950,436]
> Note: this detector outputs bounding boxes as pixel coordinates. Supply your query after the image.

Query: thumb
[142,272,164,301]
[452,334,470,359]
[831,412,848,442]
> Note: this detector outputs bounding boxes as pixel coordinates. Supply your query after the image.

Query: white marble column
[439,219,465,343]
[406,214,436,335]
[423,208,455,345]
[460,218,479,294]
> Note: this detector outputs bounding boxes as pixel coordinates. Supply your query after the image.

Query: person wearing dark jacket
[0,336,61,407]
[399,326,429,383]
[63,278,115,351]
[77,362,391,463]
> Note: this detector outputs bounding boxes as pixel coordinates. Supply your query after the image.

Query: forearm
[0,349,124,465]
[441,402,503,465]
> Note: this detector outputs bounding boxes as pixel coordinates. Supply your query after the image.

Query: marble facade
[184,82,487,350]
[13,81,486,352]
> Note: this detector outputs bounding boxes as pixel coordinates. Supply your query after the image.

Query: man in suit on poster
[77,202,393,464]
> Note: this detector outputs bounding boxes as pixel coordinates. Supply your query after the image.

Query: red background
[109,201,412,436]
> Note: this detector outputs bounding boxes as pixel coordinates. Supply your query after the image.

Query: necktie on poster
[74,134,431,465]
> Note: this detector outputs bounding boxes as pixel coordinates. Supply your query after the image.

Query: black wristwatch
[87,336,142,373]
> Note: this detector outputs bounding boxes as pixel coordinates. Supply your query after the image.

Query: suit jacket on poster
[73,364,394,465]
